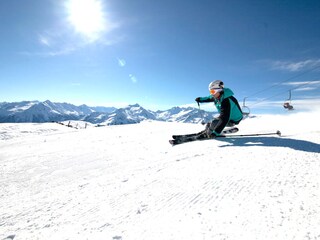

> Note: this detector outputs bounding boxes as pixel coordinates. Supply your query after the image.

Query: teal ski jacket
[197,88,243,134]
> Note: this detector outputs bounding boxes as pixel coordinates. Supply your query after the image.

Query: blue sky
[1,0,320,113]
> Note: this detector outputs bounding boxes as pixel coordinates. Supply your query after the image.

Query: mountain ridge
[0,100,216,125]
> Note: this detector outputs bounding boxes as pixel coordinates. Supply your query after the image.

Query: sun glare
[66,0,106,41]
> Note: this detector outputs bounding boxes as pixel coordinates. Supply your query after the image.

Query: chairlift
[283,90,294,110]
[241,97,250,118]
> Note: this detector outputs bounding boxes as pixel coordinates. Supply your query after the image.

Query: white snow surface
[1,111,320,240]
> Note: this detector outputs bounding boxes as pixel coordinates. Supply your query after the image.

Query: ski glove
[195,97,201,103]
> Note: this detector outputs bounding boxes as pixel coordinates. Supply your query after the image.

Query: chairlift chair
[242,97,250,118]
[283,90,294,110]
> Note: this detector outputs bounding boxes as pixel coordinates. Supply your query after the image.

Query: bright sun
[66,0,106,40]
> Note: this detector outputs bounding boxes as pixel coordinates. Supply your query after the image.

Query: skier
[195,80,243,138]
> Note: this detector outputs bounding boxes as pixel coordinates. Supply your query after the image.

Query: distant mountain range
[0,100,217,125]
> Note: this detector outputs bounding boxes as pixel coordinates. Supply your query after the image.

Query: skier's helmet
[208,80,224,95]
[208,80,224,91]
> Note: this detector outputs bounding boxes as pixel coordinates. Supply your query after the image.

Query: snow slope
[0,111,320,240]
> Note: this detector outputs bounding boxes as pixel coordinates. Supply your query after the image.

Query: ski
[172,127,239,140]
[170,127,239,146]
[169,129,281,146]
[169,134,206,146]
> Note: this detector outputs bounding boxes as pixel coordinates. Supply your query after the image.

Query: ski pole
[217,130,281,138]
[197,102,206,125]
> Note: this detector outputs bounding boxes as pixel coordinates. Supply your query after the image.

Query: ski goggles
[209,88,223,95]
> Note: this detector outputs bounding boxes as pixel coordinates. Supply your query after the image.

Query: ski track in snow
[0,112,320,240]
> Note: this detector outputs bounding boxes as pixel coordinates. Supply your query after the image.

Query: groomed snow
[0,111,319,240]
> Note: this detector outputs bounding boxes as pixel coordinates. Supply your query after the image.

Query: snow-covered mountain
[0,101,216,125]
[84,104,215,126]
[0,101,79,123]
[0,100,115,123]
[155,106,215,123]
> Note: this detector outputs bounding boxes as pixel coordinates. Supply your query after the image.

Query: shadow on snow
[217,136,320,153]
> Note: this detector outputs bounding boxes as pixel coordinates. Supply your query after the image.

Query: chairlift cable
[242,64,320,109]
[247,64,320,99]
[249,78,320,107]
